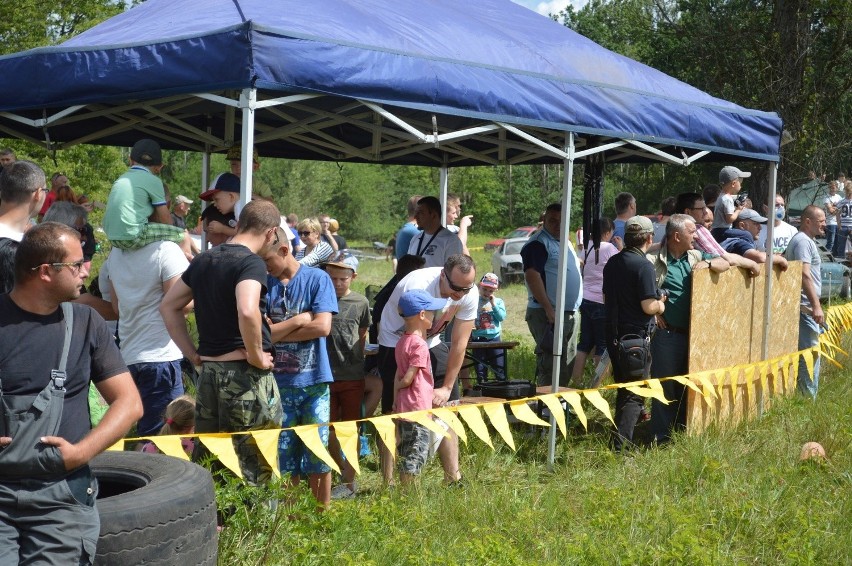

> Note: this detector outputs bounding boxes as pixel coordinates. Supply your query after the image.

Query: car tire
[841,276,850,299]
[499,268,509,286]
[91,451,218,565]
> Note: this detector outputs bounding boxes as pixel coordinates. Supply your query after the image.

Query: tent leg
[237,88,257,216]
[440,158,449,226]
[759,163,778,416]
[200,150,211,250]
[547,132,575,471]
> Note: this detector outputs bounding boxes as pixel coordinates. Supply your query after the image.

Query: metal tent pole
[237,88,257,217]
[548,131,575,470]
[759,163,778,415]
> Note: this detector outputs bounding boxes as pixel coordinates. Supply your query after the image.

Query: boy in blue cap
[394,289,447,485]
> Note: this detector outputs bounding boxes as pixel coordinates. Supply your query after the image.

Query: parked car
[816,242,850,300]
[484,226,536,251]
[491,237,529,284]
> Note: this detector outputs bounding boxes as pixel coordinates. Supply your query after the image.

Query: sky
[510,0,588,17]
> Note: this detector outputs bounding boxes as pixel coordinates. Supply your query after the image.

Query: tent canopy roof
[0,0,782,165]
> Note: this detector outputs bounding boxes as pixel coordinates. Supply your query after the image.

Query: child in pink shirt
[393,289,447,484]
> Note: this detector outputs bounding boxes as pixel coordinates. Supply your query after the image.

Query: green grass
[215,331,852,565]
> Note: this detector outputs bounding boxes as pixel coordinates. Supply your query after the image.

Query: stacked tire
[90,451,218,565]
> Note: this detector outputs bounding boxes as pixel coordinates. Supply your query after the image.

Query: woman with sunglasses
[294,217,334,267]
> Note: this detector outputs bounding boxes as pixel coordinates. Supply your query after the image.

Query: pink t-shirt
[394,333,434,414]
[581,241,618,304]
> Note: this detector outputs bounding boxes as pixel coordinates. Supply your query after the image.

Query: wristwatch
[705,259,712,268]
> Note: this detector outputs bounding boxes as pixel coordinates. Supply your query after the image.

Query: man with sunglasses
[521,203,583,387]
[377,254,478,485]
[0,222,142,564]
[161,200,284,485]
[0,160,48,241]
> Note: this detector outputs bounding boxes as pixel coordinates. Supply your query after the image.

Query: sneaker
[330,483,357,500]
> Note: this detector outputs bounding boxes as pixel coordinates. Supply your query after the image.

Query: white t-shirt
[824,193,842,226]
[0,221,24,241]
[407,228,463,268]
[105,241,188,365]
[378,267,478,349]
[757,221,798,253]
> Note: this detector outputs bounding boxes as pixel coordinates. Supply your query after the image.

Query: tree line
[2,0,849,240]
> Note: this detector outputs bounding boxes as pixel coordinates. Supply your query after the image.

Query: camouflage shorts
[110,222,185,250]
[194,361,283,485]
[397,420,430,475]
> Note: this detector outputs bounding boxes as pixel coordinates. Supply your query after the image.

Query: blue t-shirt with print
[266,266,338,388]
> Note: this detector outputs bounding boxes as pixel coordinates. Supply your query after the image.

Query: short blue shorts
[278,383,331,476]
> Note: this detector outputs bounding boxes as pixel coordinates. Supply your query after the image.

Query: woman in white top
[294,217,334,267]
[571,218,620,385]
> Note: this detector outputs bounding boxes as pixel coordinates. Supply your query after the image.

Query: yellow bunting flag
[626,386,669,405]
[369,415,398,459]
[330,421,360,476]
[455,405,493,448]
[744,365,756,410]
[694,372,718,401]
[405,411,451,438]
[431,407,468,444]
[199,434,243,478]
[582,390,614,426]
[509,400,550,428]
[559,391,587,430]
[804,349,815,380]
[759,363,770,398]
[106,439,125,452]
[669,375,702,395]
[482,402,516,451]
[293,425,340,474]
[249,429,281,478]
[538,394,567,437]
[148,436,190,460]
[821,349,842,369]
[717,370,731,399]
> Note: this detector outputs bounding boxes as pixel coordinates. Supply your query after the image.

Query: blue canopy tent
[0,0,784,463]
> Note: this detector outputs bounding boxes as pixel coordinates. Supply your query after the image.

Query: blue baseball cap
[398,289,447,318]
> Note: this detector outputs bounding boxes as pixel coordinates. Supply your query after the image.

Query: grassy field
[213,236,851,565]
[216,346,851,565]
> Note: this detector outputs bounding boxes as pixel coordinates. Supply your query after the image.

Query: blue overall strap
[52,303,74,391]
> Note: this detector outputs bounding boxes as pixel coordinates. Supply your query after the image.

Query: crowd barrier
[109,265,851,480]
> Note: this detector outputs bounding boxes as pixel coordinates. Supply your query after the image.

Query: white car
[491,237,529,284]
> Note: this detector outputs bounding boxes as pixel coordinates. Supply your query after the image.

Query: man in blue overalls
[0,220,142,565]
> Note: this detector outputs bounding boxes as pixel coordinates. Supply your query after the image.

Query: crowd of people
[0,140,833,562]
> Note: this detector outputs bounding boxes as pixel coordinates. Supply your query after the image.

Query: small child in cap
[471,273,507,382]
[198,172,240,246]
[394,289,447,484]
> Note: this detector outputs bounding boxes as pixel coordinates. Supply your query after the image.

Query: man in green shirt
[646,214,729,443]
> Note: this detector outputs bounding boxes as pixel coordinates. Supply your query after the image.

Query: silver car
[491,237,529,284]
[816,242,851,300]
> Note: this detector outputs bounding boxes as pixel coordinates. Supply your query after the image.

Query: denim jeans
[649,329,689,444]
[471,335,506,382]
[832,227,850,258]
[129,360,184,436]
[797,313,821,399]
[824,224,837,254]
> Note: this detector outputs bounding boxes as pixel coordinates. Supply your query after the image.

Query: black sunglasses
[444,271,473,293]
